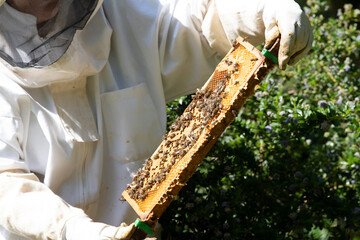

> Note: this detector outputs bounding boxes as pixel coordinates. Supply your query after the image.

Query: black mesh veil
[0,0,99,68]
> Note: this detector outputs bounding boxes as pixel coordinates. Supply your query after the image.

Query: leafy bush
[159,1,360,239]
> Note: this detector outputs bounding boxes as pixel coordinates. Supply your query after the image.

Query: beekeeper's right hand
[0,171,135,240]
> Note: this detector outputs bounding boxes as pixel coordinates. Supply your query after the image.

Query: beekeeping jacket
[0,0,234,238]
[0,0,312,238]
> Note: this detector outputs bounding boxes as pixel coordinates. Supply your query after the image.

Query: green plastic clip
[261,49,278,65]
[134,218,154,235]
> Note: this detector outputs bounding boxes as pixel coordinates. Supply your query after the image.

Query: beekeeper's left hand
[209,0,313,69]
[261,0,313,69]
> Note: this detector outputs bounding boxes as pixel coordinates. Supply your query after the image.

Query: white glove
[63,216,136,240]
[262,0,313,69]
[208,0,313,69]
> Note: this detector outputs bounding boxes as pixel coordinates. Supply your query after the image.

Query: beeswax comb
[123,36,280,235]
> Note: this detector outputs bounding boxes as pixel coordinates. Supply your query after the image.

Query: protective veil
[0,0,98,68]
[0,0,312,239]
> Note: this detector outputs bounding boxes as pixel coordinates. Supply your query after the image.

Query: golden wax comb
[123,36,280,239]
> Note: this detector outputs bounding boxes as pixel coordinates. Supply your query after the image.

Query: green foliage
[159,1,360,239]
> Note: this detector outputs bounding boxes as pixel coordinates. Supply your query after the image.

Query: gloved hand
[210,0,313,69]
[262,0,313,69]
[63,216,136,240]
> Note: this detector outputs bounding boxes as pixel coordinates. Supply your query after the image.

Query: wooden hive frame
[123,36,280,239]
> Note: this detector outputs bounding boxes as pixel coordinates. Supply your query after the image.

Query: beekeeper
[0,0,313,239]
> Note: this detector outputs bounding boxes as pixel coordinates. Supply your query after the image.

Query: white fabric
[49,78,100,142]
[0,172,86,240]
[62,216,135,240]
[0,172,135,240]
[0,1,100,68]
[0,0,312,239]
[215,0,313,69]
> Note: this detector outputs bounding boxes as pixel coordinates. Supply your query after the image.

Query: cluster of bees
[126,58,242,202]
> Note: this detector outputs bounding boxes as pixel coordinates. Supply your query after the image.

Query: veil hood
[0,0,103,68]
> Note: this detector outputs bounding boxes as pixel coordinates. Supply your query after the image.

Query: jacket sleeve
[158,0,227,102]
[158,0,260,102]
[0,171,88,239]
[101,0,250,102]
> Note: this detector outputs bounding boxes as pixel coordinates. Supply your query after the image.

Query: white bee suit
[0,0,312,239]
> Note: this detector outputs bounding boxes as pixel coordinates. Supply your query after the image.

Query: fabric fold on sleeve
[214,0,266,47]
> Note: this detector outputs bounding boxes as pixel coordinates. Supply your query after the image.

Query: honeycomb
[122,36,278,223]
